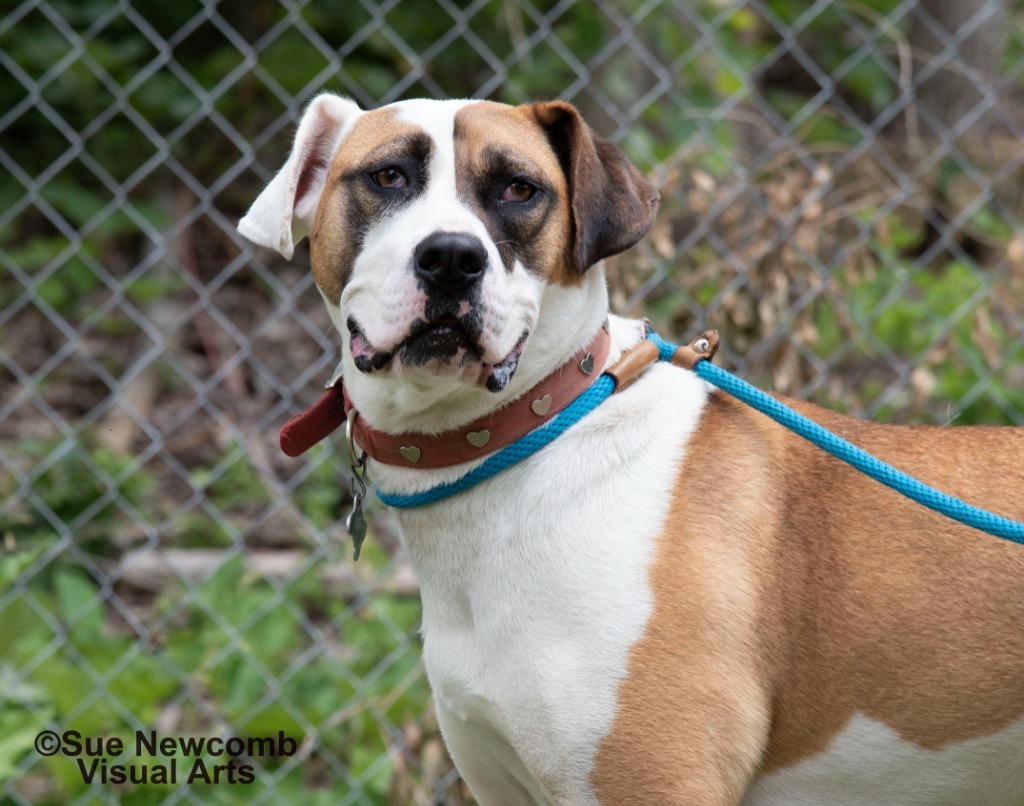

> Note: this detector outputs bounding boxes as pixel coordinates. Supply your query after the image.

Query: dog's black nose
[413,232,488,292]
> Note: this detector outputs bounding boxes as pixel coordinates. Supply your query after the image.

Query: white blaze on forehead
[391,98,476,123]
[393,99,476,228]
[351,98,495,285]
[392,100,472,167]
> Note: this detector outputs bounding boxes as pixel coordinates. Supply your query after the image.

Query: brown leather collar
[280,323,619,468]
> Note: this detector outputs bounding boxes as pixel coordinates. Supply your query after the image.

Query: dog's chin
[350,319,528,393]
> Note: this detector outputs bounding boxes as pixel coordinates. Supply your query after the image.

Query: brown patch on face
[310,109,434,305]
[453,100,660,286]
[453,102,577,285]
[529,101,659,275]
[592,392,1024,797]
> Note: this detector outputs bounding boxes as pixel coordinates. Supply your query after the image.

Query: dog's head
[239,95,657,427]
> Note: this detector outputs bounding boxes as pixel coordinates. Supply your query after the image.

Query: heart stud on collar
[398,445,421,463]
[531,395,552,416]
[466,429,491,448]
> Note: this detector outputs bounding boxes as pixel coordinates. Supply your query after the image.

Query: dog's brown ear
[530,101,659,272]
[238,94,362,259]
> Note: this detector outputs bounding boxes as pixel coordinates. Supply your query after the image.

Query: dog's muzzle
[347,231,527,391]
[399,231,489,370]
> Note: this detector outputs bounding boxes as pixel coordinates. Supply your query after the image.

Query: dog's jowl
[240,93,1024,805]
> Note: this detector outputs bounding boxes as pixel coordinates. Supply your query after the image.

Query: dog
[238,94,1024,804]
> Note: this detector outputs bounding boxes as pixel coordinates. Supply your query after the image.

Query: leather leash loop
[670,330,720,370]
[606,339,660,392]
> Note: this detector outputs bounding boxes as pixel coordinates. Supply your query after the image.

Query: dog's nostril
[459,251,485,277]
[413,232,488,291]
[417,247,441,272]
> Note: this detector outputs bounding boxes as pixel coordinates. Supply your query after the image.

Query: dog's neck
[342,267,612,436]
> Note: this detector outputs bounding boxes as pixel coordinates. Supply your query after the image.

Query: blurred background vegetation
[2,0,1023,802]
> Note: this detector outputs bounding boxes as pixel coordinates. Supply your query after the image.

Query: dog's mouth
[401,315,479,366]
[348,316,528,392]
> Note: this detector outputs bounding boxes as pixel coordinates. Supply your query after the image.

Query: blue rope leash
[648,332,1024,545]
[377,331,1024,546]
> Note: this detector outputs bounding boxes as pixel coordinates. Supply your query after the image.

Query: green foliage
[2,438,155,550]
[190,447,272,517]
[290,447,347,530]
[1,511,428,802]
[810,219,1024,424]
[1,426,422,802]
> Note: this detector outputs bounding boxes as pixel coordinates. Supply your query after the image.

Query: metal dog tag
[347,492,367,561]
[345,407,369,561]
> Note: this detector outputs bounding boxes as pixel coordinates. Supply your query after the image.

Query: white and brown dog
[238,94,1024,804]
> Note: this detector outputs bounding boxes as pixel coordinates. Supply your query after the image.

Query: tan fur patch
[310,108,428,305]
[592,391,1024,797]
[761,396,1024,769]
[591,392,780,803]
[453,102,578,286]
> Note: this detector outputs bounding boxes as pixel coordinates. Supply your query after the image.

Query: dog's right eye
[501,180,536,203]
[371,167,407,189]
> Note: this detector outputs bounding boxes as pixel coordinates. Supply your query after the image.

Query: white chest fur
[382,320,710,803]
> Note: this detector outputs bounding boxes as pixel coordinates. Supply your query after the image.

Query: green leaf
[0,705,52,782]
[54,569,104,642]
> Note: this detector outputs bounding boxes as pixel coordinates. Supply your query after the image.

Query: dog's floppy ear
[238,94,362,259]
[530,101,659,272]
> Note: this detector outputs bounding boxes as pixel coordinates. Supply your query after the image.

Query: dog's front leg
[435,702,543,805]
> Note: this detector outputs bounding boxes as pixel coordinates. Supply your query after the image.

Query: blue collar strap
[372,328,1024,546]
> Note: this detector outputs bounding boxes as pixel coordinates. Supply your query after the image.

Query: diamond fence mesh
[2,0,1023,803]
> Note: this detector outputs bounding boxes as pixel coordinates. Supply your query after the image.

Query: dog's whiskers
[316,319,340,359]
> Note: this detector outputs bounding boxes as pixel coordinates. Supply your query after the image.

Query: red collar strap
[280,323,614,468]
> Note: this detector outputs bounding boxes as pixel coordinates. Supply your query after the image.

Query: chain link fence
[2,0,1023,803]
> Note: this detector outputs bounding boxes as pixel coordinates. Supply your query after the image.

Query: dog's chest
[391,362,709,800]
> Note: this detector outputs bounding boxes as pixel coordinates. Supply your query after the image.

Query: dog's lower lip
[483,330,528,392]
[347,316,527,383]
[408,316,474,345]
[398,319,478,368]
[349,318,395,373]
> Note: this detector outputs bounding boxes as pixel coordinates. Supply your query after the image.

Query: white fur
[744,713,1024,805]
[380,316,710,803]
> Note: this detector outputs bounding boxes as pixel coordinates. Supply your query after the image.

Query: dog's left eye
[501,181,536,203]
[372,167,407,189]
